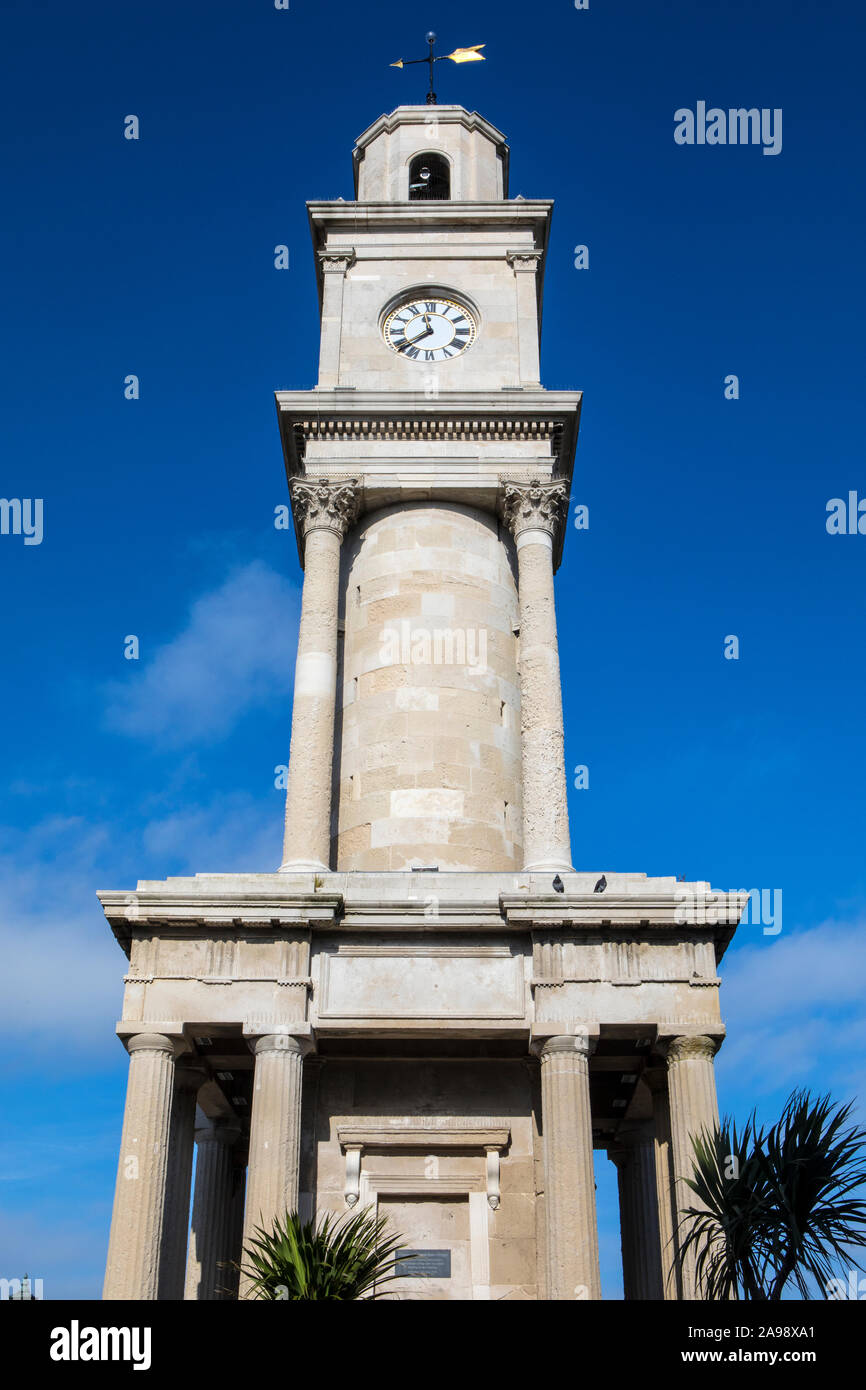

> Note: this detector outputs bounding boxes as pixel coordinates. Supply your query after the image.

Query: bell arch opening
[408,152,450,201]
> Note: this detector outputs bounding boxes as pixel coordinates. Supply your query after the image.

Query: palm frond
[240,1207,408,1301]
[676,1089,866,1300]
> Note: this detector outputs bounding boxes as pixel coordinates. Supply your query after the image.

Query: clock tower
[100,102,743,1304]
[278,103,580,878]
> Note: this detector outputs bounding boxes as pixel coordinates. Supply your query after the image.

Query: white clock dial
[383,296,477,361]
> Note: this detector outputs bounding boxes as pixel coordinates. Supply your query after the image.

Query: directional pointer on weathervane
[390,32,486,105]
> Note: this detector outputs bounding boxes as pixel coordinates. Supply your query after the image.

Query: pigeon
[593,874,607,893]
[552,874,564,893]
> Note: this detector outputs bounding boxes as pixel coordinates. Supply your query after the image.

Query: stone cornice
[308,201,549,224]
[337,1123,510,1150]
[275,388,582,488]
[99,881,746,963]
[353,105,508,153]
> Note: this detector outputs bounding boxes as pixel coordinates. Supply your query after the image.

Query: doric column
[158,1062,204,1299]
[609,1123,665,1300]
[103,1032,177,1300]
[317,250,356,387]
[537,1033,601,1299]
[663,1034,721,1300]
[240,1034,311,1296]
[281,480,359,871]
[501,480,573,872]
[184,1117,241,1301]
[644,1067,682,1299]
[506,250,542,385]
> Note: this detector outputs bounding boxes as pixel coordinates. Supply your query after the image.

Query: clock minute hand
[400,327,433,350]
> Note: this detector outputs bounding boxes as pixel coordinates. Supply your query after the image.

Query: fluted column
[645,1067,681,1299]
[501,480,572,872]
[104,1033,177,1300]
[609,1123,665,1300]
[158,1063,204,1299]
[538,1033,601,1299]
[281,480,359,871]
[226,1149,247,1300]
[184,1118,241,1300]
[663,1034,721,1300]
[240,1034,310,1296]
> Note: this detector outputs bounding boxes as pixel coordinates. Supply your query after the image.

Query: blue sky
[1,0,864,1299]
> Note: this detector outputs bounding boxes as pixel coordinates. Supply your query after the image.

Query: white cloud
[104,561,299,746]
[716,918,866,1113]
[140,791,281,872]
[0,791,282,1057]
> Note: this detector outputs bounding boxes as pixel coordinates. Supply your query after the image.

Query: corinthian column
[538,1033,601,1299]
[501,479,572,872]
[663,1034,721,1300]
[280,479,359,871]
[184,1118,241,1300]
[240,1034,311,1297]
[104,1033,177,1301]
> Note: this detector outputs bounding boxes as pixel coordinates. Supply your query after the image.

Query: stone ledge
[337,1123,510,1150]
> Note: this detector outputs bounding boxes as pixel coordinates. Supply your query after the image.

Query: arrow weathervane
[390,32,486,105]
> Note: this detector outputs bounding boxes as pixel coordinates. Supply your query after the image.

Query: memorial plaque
[395,1248,451,1278]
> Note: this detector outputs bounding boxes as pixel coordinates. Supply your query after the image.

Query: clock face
[383,296,477,362]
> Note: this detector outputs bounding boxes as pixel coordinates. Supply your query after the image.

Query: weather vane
[390,32,485,106]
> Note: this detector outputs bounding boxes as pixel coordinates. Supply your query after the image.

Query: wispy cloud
[104,561,299,746]
[717,918,866,1115]
[140,791,280,872]
[0,791,281,1057]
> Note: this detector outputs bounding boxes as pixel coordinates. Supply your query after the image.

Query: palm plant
[240,1207,407,1300]
[678,1089,866,1299]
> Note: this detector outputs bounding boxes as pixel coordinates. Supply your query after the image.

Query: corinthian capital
[290,479,360,540]
[500,478,569,543]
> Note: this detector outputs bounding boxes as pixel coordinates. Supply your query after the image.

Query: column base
[522,858,575,874]
[279,859,331,873]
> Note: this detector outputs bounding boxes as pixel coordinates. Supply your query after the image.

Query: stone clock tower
[99,105,744,1302]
